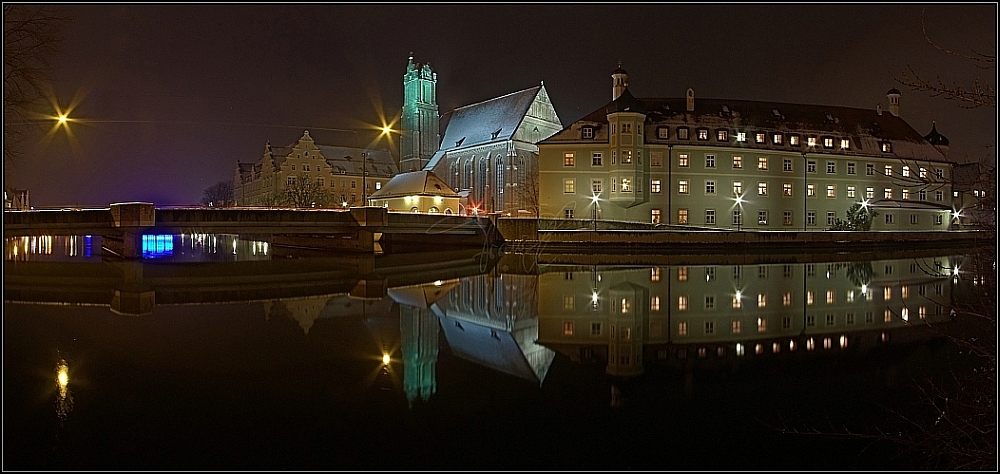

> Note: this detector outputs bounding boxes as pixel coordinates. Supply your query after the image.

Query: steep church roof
[425,85,544,169]
[369,170,460,199]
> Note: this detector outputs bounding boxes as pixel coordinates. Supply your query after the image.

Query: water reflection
[55,355,73,423]
[537,256,961,383]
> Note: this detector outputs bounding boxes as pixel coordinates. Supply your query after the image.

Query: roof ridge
[452,85,542,112]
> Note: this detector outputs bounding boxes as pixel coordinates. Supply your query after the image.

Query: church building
[374,55,563,216]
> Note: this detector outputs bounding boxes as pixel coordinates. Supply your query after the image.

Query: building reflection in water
[4,234,271,262]
[537,256,960,386]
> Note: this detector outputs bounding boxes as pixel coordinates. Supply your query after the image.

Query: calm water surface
[3,234,985,470]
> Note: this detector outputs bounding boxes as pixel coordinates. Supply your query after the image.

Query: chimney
[686,88,695,112]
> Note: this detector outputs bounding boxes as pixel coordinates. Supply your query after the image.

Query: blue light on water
[142,234,174,259]
[84,235,92,258]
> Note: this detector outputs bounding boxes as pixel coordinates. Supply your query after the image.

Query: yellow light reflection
[382,354,391,365]
[55,357,74,421]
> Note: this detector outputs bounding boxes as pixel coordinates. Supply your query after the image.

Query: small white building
[368,170,461,215]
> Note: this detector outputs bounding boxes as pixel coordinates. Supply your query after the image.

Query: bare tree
[3,5,68,168]
[200,180,234,207]
[280,176,329,208]
[895,9,996,109]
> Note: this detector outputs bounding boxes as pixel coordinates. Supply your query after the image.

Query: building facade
[539,66,956,231]
[400,55,564,216]
[234,130,398,207]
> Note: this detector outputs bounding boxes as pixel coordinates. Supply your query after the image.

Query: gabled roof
[549,95,950,162]
[436,313,555,385]
[426,85,543,169]
[369,170,460,199]
[316,145,396,178]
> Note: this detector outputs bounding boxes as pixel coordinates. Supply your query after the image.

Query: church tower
[401,54,441,172]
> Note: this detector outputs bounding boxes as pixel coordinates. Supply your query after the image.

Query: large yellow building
[539,65,956,231]
[234,130,398,207]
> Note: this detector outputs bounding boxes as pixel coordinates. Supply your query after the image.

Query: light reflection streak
[55,357,74,422]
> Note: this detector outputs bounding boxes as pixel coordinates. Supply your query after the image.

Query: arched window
[464,158,473,189]
[445,208,453,215]
[450,160,460,189]
[428,206,440,214]
[410,207,419,213]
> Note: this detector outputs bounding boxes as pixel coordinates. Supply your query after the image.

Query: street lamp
[591,193,600,231]
[735,195,744,231]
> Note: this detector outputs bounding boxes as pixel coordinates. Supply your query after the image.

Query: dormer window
[755,133,766,144]
[678,127,690,140]
[823,137,834,148]
[491,128,502,140]
[807,137,817,147]
[456,137,466,147]
[582,126,594,139]
[717,129,728,141]
[881,141,893,153]
[697,128,709,140]
[736,132,747,142]
[657,127,669,139]
[772,133,783,145]
[789,135,800,146]
[840,138,850,149]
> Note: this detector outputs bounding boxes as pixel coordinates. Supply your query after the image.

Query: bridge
[3,203,503,257]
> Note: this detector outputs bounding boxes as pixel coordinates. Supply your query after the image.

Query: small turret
[923,121,950,158]
[887,88,901,117]
[612,61,628,101]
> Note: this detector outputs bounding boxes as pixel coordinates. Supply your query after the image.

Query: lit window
[866,187,874,199]
[717,130,728,141]
[697,129,709,140]
[757,293,767,308]
[705,181,716,194]
[651,267,661,282]
[919,167,927,178]
[884,188,892,199]
[678,154,689,167]
[755,133,766,144]
[901,188,909,200]
[773,133,783,144]
[733,155,742,169]
[678,267,688,281]
[732,320,742,332]
[881,142,892,153]
[678,321,688,335]
[650,297,660,312]
[733,181,743,195]
[705,155,716,168]
[758,157,768,170]
[827,185,836,198]
[678,209,688,224]
[807,184,816,197]
[758,210,768,225]
[782,292,792,306]
[823,137,834,148]
[783,183,793,197]
[678,180,689,194]
[592,152,603,166]
[841,138,850,149]
[563,321,574,335]
[678,296,688,311]
[807,136,817,147]
[564,153,575,167]
[935,214,942,225]
[847,186,856,198]
[621,178,631,192]
[807,291,815,305]
[622,150,632,164]
[563,179,575,194]
[651,180,661,193]
[902,165,910,177]
[827,161,835,174]
[757,317,767,332]
[758,182,768,196]
[736,132,747,142]
[789,135,800,146]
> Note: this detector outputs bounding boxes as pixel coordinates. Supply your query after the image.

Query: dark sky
[9,4,997,207]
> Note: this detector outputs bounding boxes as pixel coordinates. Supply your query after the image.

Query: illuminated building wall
[234,130,398,207]
[538,66,956,230]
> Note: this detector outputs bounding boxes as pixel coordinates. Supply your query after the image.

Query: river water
[3,234,992,470]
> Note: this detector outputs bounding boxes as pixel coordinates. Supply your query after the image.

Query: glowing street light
[734,195,744,231]
[591,193,601,231]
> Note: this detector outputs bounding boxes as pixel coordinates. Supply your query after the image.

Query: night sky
[8,4,997,207]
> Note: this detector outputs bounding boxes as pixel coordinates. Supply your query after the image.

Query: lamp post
[591,193,600,231]
[735,195,744,232]
[362,151,368,206]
